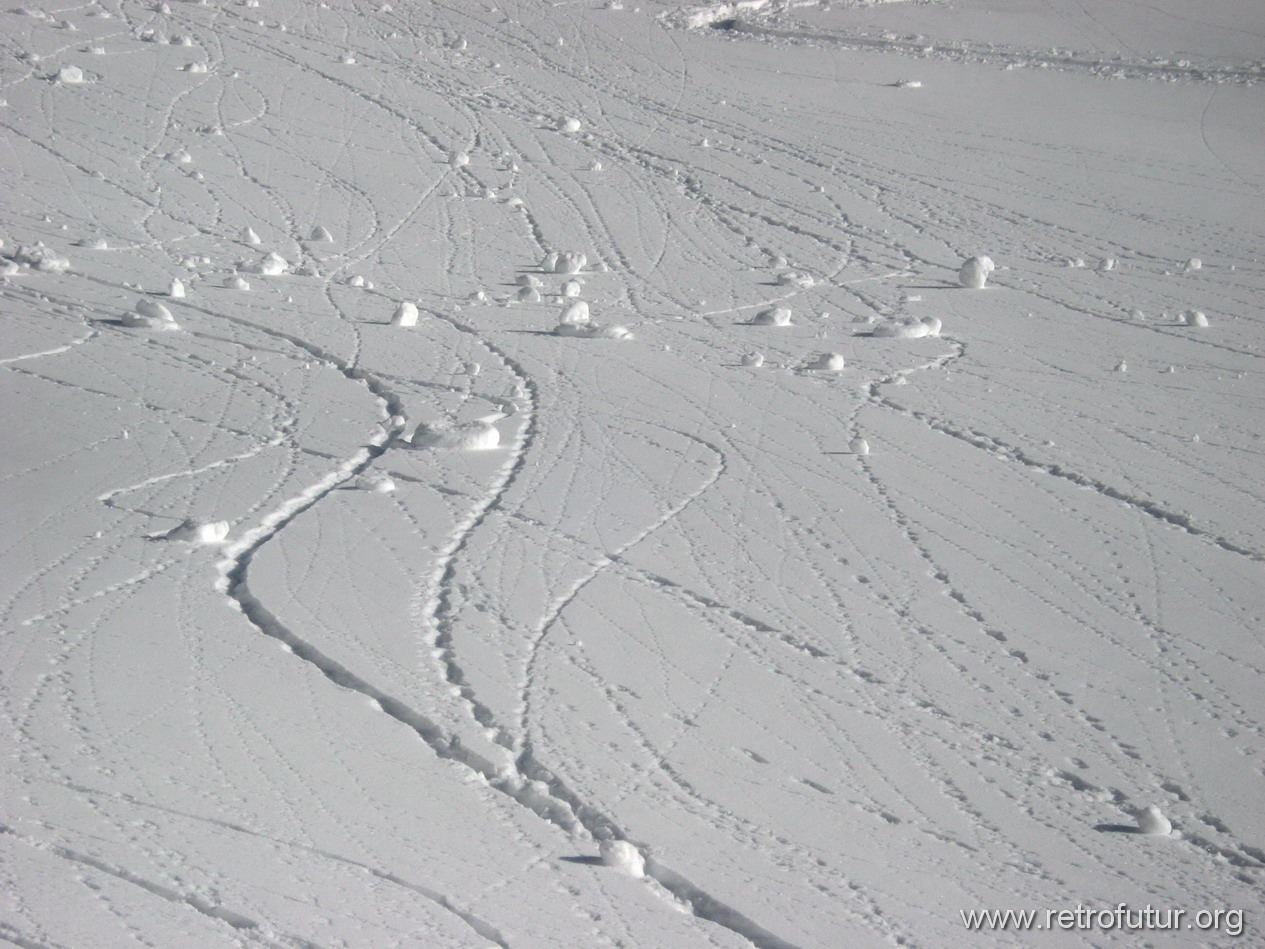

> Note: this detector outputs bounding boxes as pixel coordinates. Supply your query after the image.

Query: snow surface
[2,1,1264,947]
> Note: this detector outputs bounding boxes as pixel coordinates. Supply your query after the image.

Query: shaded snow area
[2,0,1263,947]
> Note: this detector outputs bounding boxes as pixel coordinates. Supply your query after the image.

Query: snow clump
[516,286,542,303]
[450,150,470,167]
[391,301,419,327]
[11,244,71,272]
[240,226,261,244]
[120,298,179,330]
[559,300,590,325]
[411,417,501,451]
[870,317,929,338]
[751,306,792,326]
[557,116,582,133]
[777,270,814,288]
[553,251,586,275]
[1183,257,1201,272]
[169,277,185,298]
[741,352,764,367]
[849,437,869,456]
[1136,805,1172,836]
[246,251,288,275]
[308,225,334,242]
[958,255,995,289]
[162,519,230,544]
[56,64,85,83]
[561,279,582,298]
[224,274,250,290]
[599,839,645,878]
[554,323,632,339]
[1181,310,1209,327]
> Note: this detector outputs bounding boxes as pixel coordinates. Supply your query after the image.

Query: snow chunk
[1182,310,1209,327]
[162,519,229,544]
[1136,805,1172,836]
[56,64,86,84]
[553,251,587,275]
[240,226,261,244]
[121,298,180,330]
[1183,257,1202,272]
[1097,257,1118,271]
[557,116,582,133]
[353,473,396,493]
[246,251,288,275]
[895,79,922,89]
[805,352,845,371]
[80,237,109,250]
[741,352,764,367]
[559,299,590,325]
[920,316,942,337]
[554,323,632,339]
[849,437,869,456]
[958,255,995,289]
[750,306,792,326]
[870,318,928,338]
[183,62,208,73]
[391,301,419,327]
[224,274,250,290]
[169,278,185,298]
[599,839,645,878]
[450,150,470,167]
[777,270,815,288]
[411,418,501,451]
[561,279,582,298]
[516,286,541,303]
[12,244,70,272]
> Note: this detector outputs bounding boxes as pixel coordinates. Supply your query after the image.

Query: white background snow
[2,0,1263,946]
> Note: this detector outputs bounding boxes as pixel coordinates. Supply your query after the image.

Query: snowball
[870,318,929,338]
[588,160,603,172]
[450,150,470,167]
[516,286,541,303]
[347,274,366,287]
[1114,359,1127,372]
[1185,310,1209,327]
[561,279,582,298]
[1097,257,1118,271]
[741,352,764,367]
[411,418,500,451]
[1183,257,1201,272]
[183,62,208,73]
[224,274,250,290]
[557,116,582,133]
[553,251,586,275]
[920,316,942,337]
[751,306,792,326]
[240,226,261,244]
[599,839,644,878]
[958,255,995,289]
[391,301,419,327]
[134,298,174,322]
[559,299,590,325]
[120,311,180,330]
[1136,805,1172,836]
[805,352,845,371]
[308,225,333,242]
[849,437,869,456]
[247,251,288,275]
[56,64,85,83]
[169,278,185,298]
[540,251,559,271]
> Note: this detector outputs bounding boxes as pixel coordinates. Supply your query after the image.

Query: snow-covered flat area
[2,1,1263,946]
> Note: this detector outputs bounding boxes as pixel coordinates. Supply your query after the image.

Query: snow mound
[559,300,590,325]
[805,352,845,371]
[1136,805,1172,836]
[741,352,764,367]
[411,418,501,451]
[751,306,792,326]
[391,301,419,327]
[849,437,869,456]
[240,226,261,244]
[307,225,334,242]
[599,839,645,878]
[56,64,85,84]
[224,274,250,290]
[958,255,995,289]
[162,519,230,544]
[12,244,70,272]
[554,323,632,339]
[870,317,929,338]
[246,251,288,275]
[777,270,814,288]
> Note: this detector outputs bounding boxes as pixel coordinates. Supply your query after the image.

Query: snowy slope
[2,1,1263,947]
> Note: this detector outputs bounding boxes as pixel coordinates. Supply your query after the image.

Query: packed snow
[2,0,1263,947]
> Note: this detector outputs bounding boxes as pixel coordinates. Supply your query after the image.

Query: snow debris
[240,226,261,244]
[169,278,185,298]
[554,323,632,339]
[777,270,815,288]
[870,318,929,338]
[1136,805,1172,836]
[517,286,542,303]
[411,416,502,451]
[958,255,995,289]
[849,437,869,455]
[741,352,764,367]
[308,225,334,242]
[391,301,419,327]
[805,352,845,371]
[599,839,645,878]
[553,251,587,275]
[161,519,230,544]
[11,244,70,272]
[56,64,86,84]
[559,300,590,325]
[558,116,582,133]
[561,279,582,298]
[751,306,792,326]
[246,251,288,275]
[224,274,251,290]
[450,150,470,167]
